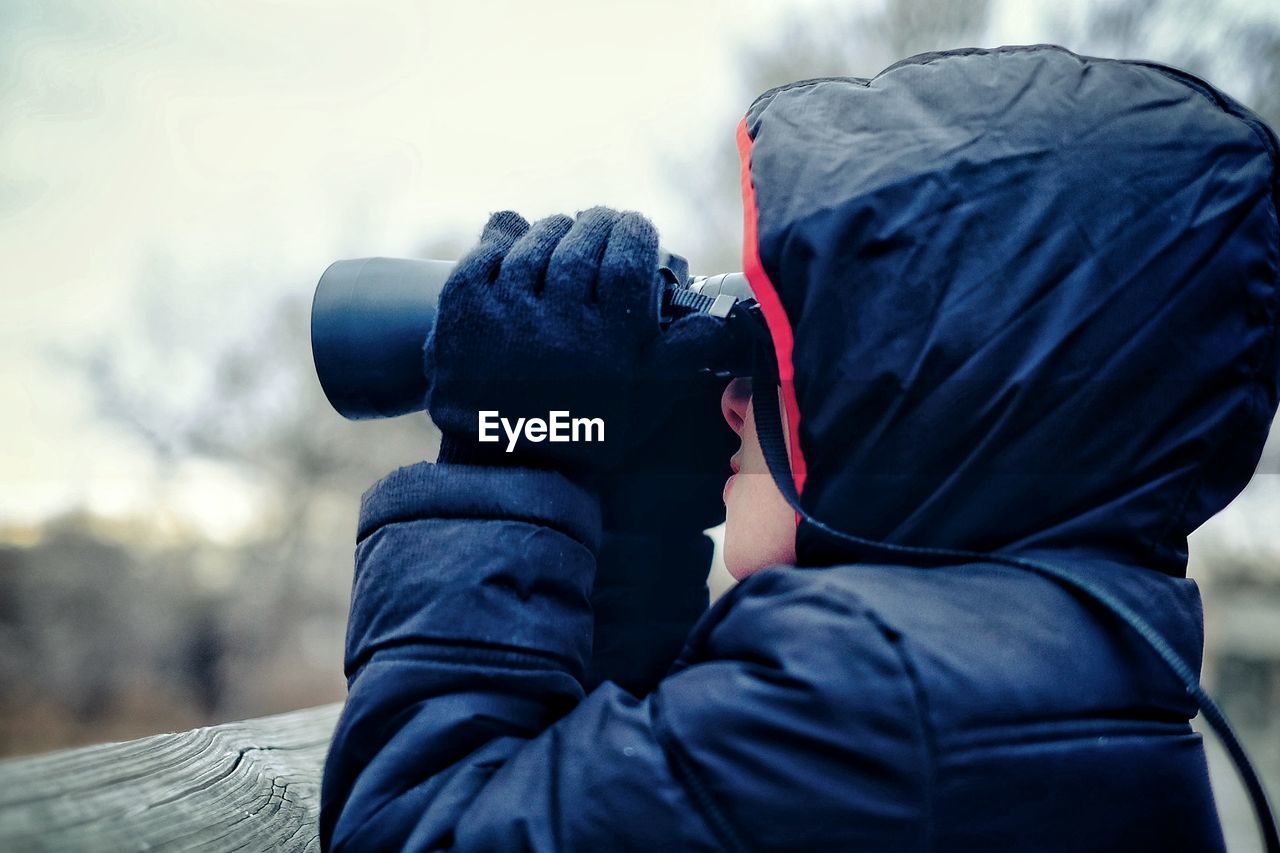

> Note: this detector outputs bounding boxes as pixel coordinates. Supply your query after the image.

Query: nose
[721,377,752,434]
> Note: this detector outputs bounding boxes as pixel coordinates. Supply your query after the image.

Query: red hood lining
[736,116,809,506]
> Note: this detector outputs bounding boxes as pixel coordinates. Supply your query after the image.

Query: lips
[724,453,742,503]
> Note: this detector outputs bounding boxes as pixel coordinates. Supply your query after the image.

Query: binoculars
[311,252,758,420]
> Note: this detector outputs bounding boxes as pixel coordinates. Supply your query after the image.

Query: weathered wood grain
[0,703,342,852]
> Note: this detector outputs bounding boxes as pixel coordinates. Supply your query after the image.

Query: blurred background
[2,0,1278,846]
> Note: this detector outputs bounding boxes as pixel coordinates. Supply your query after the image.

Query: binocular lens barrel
[311,258,452,420]
[311,257,752,421]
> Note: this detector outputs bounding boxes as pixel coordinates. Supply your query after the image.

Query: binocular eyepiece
[310,253,758,420]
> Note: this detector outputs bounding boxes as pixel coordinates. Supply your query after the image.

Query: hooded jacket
[320,45,1280,851]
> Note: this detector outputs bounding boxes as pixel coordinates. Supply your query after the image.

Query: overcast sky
[1,0,811,531]
[2,0,1277,543]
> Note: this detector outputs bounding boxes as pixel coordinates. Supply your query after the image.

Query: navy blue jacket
[321,46,1280,850]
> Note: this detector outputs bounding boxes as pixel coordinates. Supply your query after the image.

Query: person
[320,45,1280,851]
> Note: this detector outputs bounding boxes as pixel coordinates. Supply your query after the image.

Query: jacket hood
[737,45,1280,575]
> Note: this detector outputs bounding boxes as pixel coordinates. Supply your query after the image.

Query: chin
[724,487,798,579]
[723,526,783,581]
[724,551,755,582]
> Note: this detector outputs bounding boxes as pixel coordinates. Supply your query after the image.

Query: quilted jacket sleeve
[319,462,926,851]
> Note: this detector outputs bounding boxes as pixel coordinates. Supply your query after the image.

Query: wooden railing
[0,704,341,851]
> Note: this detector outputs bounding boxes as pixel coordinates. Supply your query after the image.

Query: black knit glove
[425,207,722,484]
[585,373,734,693]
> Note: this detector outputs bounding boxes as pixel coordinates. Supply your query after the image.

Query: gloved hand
[425,207,729,485]
[599,371,735,533]
[585,372,735,692]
